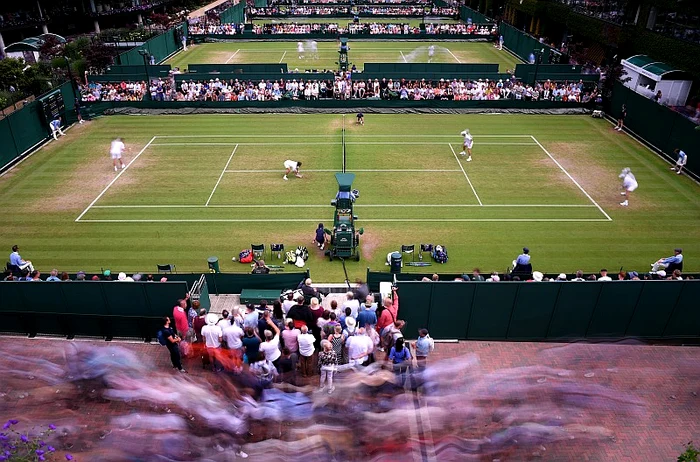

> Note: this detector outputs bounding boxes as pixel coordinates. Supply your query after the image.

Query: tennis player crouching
[283,160,303,181]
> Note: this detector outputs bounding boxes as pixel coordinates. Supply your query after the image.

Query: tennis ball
[232,257,237,261]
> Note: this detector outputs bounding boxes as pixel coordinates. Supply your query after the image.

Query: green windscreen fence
[608,82,700,178]
[220,3,245,23]
[187,63,288,74]
[394,280,700,341]
[499,22,554,64]
[116,23,185,66]
[254,0,267,6]
[0,81,76,171]
[460,5,493,24]
[364,63,499,73]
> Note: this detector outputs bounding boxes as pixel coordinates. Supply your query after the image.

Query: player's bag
[285,251,297,264]
[239,249,253,264]
[432,245,448,264]
[296,246,309,261]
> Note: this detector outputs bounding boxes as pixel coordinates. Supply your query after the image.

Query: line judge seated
[512,247,533,275]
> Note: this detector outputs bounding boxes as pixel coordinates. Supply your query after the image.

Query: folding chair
[419,244,433,261]
[270,244,285,262]
[6,262,21,277]
[401,245,415,263]
[251,244,265,261]
[156,264,176,274]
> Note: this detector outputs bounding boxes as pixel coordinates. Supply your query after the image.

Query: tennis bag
[432,245,448,264]
[239,249,253,264]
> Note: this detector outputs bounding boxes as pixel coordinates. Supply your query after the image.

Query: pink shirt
[173,306,189,335]
[281,328,300,353]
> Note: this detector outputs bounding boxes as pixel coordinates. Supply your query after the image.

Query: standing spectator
[249,352,277,398]
[287,295,314,329]
[10,245,34,273]
[389,337,412,383]
[201,313,223,371]
[298,325,316,377]
[329,325,344,364]
[301,278,321,301]
[243,303,259,330]
[413,328,434,370]
[223,317,244,369]
[354,278,370,301]
[173,297,190,338]
[161,317,185,373]
[46,269,61,281]
[187,301,199,330]
[218,310,232,330]
[277,347,297,385]
[652,248,683,272]
[281,321,300,359]
[376,287,399,341]
[356,302,378,330]
[346,327,374,366]
[193,308,207,343]
[259,320,282,371]
[271,300,286,331]
[318,339,338,394]
[282,291,296,314]
[342,291,361,318]
[309,297,325,332]
[242,327,261,365]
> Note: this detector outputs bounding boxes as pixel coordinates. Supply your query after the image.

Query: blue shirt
[46,276,61,282]
[389,346,411,364]
[9,251,26,266]
[415,335,434,356]
[678,151,687,162]
[662,254,683,265]
[356,309,377,329]
[50,120,61,129]
[515,254,531,265]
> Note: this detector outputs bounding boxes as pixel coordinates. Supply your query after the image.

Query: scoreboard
[39,89,66,123]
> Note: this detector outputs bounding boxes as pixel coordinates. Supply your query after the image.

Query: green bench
[240,289,282,304]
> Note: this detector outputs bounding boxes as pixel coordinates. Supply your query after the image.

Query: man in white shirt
[342,291,361,319]
[346,328,374,366]
[619,167,638,207]
[217,310,232,330]
[259,317,281,368]
[460,129,474,161]
[283,160,303,181]
[223,321,244,352]
[297,326,316,377]
[201,313,223,371]
[110,137,126,172]
[597,269,613,281]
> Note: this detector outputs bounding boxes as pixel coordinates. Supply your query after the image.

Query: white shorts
[625,180,638,192]
[284,160,297,170]
[111,152,122,160]
[463,140,473,149]
[676,159,686,167]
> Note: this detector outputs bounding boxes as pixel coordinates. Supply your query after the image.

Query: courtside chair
[251,244,265,260]
[270,244,285,262]
[157,264,176,274]
[401,245,416,263]
[419,244,433,261]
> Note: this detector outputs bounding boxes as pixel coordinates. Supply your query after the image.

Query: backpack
[157,329,167,346]
[296,246,309,261]
[432,245,448,264]
[239,249,253,264]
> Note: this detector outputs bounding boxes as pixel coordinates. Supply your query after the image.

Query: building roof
[4,33,66,53]
[623,54,687,78]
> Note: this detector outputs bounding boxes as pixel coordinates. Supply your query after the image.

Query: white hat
[345,317,356,328]
[117,272,127,281]
[532,271,544,282]
[558,273,567,280]
[206,313,218,325]
[657,270,667,277]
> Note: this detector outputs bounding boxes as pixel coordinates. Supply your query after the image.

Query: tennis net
[342,114,346,173]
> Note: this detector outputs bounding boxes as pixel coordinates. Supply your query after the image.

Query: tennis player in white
[619,167,638,206]
[283,160,302,180]
[428,45,435,63]
[110,137,126,172]
[297,41,305,59]
[460,129,474,161]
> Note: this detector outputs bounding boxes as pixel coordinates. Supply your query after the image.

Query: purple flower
[20,434,28,442]
[0,455,6,461]
[36,449,45,455]
[66,455,74,460]
[39,440,45,447]
[48,446,55,452]
[48,424,57,430]
[8,421,18,426]
[39,456,46,462]
[1,424,8,431]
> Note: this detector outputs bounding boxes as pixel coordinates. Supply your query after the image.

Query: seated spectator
[651,248,683,273]
[512,247,532,273]
[598,269,612,281]
[9,245,34,273]
[46,269,61,282]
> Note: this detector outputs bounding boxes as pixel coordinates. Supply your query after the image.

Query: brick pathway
[0,336,697,461]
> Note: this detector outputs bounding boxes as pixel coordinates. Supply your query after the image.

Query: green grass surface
[167,41,520,72]
[2,114,699,281]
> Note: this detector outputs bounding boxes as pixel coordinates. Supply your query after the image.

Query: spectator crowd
[78,75,601,103]
[248,6,458,17]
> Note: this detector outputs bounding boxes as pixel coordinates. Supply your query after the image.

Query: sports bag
[157,329,167,346]
[239,249,253,264]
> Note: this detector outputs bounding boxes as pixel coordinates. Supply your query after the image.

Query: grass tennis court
[166,41,521,72]
[1,114,699,281]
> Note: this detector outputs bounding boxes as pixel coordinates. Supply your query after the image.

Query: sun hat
[657,270,667,278]
[532,271,544,282]
[345,317,356,328]
[558,273,567,280]
[118,272,127,281]
[103,269,111,276]
[206,313,218,325]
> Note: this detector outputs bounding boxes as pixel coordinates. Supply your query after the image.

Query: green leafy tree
[83,41,117,73]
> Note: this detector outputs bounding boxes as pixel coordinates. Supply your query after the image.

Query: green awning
[626,55,656,67]
[624,54,686,79]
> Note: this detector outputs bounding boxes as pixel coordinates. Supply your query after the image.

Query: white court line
[205,144,238,206]
[155,134,535,138]
[223,169,461,173]
[77,218,612,223]
[445,47,462,63]
[531,135,613,221]
[74,136,157,222]
[151,142,535,146]
[92,204,597,209]
[224,49,240,64]
[400,50,408,63]
[448,143,482,206]
[279,50,287,63]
